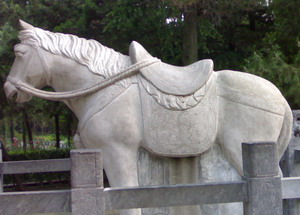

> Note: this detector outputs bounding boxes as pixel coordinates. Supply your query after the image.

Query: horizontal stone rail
[282,177,300,199]
[105,181,248,210]
[0,143,300,215]
[0,190,71,215]
[104,177,300,213]
[0,178,299,215]
[0,158,70,174]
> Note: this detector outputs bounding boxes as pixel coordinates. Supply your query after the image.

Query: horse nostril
[7,91,17,101]
[11,92,18,101]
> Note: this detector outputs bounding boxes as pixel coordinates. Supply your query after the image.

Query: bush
[8,148,71,160]
[4,148,71,190]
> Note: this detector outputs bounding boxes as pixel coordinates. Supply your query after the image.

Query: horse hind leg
[218,99,286,176]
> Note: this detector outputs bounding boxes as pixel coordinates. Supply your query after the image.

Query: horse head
[4,20,51,103]
[4,20,132,103]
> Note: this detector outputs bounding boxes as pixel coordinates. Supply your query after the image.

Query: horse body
[4,21,292,215]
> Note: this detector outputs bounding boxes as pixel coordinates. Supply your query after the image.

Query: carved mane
[18,27,131,86]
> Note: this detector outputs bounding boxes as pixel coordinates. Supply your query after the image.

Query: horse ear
[19,20,34,30]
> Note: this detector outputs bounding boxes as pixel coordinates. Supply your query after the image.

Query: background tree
[244,0,300,108]
[0,0,300,149]
[271,0,300,62]
[0,0,80,148]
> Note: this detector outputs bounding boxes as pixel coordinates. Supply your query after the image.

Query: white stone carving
[4,21,293,215]
[138,74,211,110]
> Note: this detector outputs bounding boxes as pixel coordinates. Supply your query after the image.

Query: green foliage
[271,0,300,61]
[4,171,70,189]
[1,0,300,143]
[101,0,183,64]
[0,0,79,144]
[0,23,17,56]
[198,19,222,56]
[8,148,70,160]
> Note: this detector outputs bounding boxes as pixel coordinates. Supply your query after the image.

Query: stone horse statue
[4,21,292,215]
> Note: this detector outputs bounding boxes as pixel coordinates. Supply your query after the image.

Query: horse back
[216,70,286,116]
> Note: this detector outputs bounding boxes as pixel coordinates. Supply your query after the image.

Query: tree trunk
[22,113,27,151]
[1,122,6,143]
[249,12,256,31]
[182,7,199,66]
[67,117,71,148]
[23,109,33,149]
[55,113,60,148]
[9,113,14,144]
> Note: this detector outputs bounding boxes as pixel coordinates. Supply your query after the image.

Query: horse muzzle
[4,80,32,103]
[4,81,18,101]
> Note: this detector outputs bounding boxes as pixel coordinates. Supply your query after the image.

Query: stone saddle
[129,41,213,95]
[129,42,217,157]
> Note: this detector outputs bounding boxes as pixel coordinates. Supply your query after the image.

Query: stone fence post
[242,142,282,215]
[71,149,104,215]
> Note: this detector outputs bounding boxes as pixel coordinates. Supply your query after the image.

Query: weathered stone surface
[0,190,71,215]
[71,149,104,215]
[105,181,247,210]
[71,149,103,188]
[243,142,282,215]
[138,148,169,215]
[282,177,300,199]
[244,177,282,215]
[138,68,217,157]
[138,145,244,215]
[0,159,70,174]
[242,142,278,178]
[198,144,243,215]
[72,187,104,215]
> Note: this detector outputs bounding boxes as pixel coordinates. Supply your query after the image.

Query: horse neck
[49,54,102,91]
[47,47,132,91]
[46,50,132,120]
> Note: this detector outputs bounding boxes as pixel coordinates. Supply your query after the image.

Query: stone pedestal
[137,144,242,215]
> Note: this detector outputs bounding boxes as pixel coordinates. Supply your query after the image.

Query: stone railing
[0,142,299,215]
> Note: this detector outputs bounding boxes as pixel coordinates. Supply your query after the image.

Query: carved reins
[6,58,160,101]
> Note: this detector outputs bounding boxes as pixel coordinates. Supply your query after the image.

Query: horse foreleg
[102,144,142,215]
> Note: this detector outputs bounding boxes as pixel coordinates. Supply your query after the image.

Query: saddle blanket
[138,73,218,157]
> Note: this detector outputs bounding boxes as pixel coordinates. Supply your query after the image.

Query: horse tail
[277,99,293,161]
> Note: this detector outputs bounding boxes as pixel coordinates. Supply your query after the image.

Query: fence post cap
[70,149,102,154]
[242,142,278,178]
